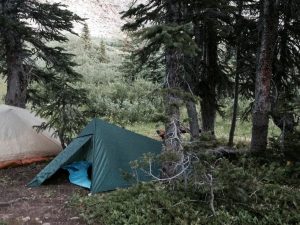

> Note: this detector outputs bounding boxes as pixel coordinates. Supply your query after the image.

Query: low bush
[72,150,300,225]
[87,79,164,125]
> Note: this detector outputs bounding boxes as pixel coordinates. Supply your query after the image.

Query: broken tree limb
[0,197,31,207]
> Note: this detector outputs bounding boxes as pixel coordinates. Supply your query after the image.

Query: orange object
[0,156,54,169]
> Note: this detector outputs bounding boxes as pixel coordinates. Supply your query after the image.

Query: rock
[35,217,43,223]
[44,213,51,219]
[42,223,51,225]
[70,217,80,220]
[22,216,31,222]
[38,0,136,39]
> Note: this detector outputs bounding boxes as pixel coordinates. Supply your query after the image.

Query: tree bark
[163,48,183,178]
[228,69,240,146]
[4,34,27,108]
[250,0,279,152]
[198,19,218,135]
[228,0,243,147]
[200,96,216,133]
[181,19,203,140]
[162,0,184,177]
[164,49,182,154]
[186,100,200,140]
[2,1,28,108]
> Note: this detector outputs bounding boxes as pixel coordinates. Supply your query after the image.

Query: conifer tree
[192,0,233,135]
[228,0,246,146]
[0,0,83,108]
[120,34,165,83]
[122,0,197,176]
[119,35,140,82]
[251,0,280,152]
[97,40,109,63]
[270,0,300,133]
[30,70,89,148]
[81,23,92,50]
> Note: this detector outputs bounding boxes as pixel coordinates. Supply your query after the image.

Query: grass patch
[0,78,5,104]
[123,116,280,148]
[214,116,281,142]
[126,122,160,140]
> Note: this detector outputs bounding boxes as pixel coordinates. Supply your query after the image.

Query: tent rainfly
[28,118,162,193]
[0,105,62,169]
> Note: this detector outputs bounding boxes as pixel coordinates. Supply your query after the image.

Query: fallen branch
[206,173,216,215]
[0,197,31,206]
[207,147,245,159]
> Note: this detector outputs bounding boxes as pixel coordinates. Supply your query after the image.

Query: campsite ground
[0,162,88,225]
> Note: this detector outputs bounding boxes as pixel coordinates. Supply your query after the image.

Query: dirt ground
[0,162,88,225]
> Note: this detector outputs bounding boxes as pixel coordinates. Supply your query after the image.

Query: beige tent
[0,105,62,169]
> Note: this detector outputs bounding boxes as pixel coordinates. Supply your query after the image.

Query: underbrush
[71,149,300,225]
[0,220,7,225]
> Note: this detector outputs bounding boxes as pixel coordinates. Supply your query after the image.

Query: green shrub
[72,153,300,225]
[57,37,164,126]
[71,183,207,225]
[87,79,164,125]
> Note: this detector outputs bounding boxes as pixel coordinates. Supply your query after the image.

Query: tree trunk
[228,69,240,146]
[162,0,184,177]
[4,35,27,108]
[186,100,200,140]
[200,96,216,134]
[228,0,243,147]
[181,19,203,140]
[2,0,28,108]
[250,0,279,152]
[163,48,183,178]
[198,19,218,135]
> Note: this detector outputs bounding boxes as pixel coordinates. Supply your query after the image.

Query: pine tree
[122,0,198,176]
[251,0,279,152]
[120,33,165,83]
[270,0,300,133]
[228,0,246,146]
[191,0,233,135]
[30,70,89,148]
[121,0,235,145]
[119,35,140,82]
[0,0,83,108]
[97,40,109,63]
[81,23,92,50]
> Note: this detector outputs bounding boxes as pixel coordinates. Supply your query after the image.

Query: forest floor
[0,162,88,225]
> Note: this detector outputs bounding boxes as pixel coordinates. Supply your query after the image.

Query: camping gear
[63,161,92,189]
[0,105,62,169]
[28,118,162,193]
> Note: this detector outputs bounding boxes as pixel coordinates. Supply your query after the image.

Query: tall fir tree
[30,70,89,148]
[81,23,92,50]
[122,0,198,176]
[0,0,83,108]
[251,0,280,152]
[228,0,247,146]
[185,0,233,135]
[270,0,300,134]
[97,40,109,63]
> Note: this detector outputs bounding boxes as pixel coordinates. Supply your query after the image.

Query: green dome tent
[28,118,162,193]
